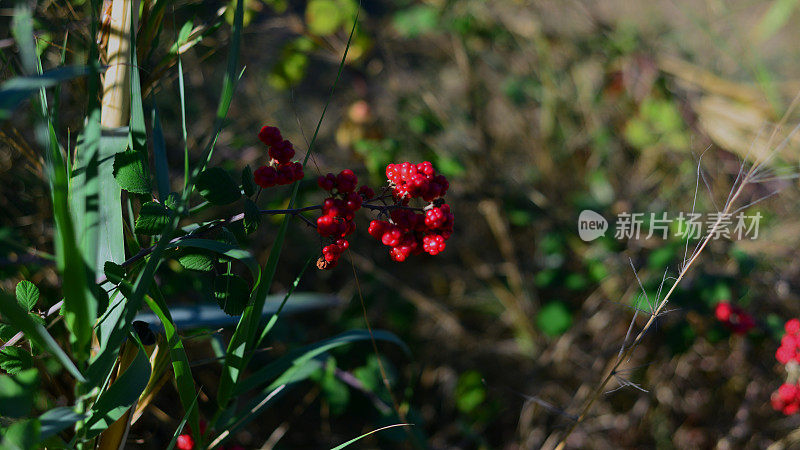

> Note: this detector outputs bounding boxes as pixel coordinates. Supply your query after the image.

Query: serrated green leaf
[15,281,39,311]
[0,368,38,418]
[135,201,173,235]
[195,167,241,205]
[113,149,152,194]
[165,192,182,211]
[243,198,261,234]
[0,324,15,341]
[241,165,255,197]
[177,249,216,272]
[0,291,84,382]
[0,346,33,374]
[213,274,251,316]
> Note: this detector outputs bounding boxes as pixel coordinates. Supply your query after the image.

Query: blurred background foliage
[4,0,800,448]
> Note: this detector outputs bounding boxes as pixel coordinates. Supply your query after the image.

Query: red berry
[787,319,800,335]
[714,302,732,321]
[258,126,282,146]
[777,345,795,364]
[381,229,402,247]
[336,169,358,193]
[318,175,335,190]
[254,165,277,188]
[368,220,387,239]
[358,185,375,199]
[779,383,798,403]
[784,403,800,415]
[176,434,195,450]
[773,392,787,412]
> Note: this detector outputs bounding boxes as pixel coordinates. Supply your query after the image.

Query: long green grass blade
[152,107,170,200]
[13,5,95,360]
[331,423,413,450]
[234,329,408,396]
[84,334,151,438]
[128,2,153,193]
[164,393,200,450]
[145,286,199,445]
[0,66,90,120]
[39,407,87,440]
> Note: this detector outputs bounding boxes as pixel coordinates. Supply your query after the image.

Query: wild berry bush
[0,1,448,448]
[5,1,800,449]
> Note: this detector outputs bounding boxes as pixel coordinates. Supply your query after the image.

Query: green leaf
[39,407,87,440]
[306,0,343,36]
[15,281,39,311]
[315,357,349,415]
[104,261,126,285]
[0,292,84,381]
[243,198,261,234]
[393,5,438,38]
[0,66,90,120]
[85,336,151,438]
[0,418,40,449]
[536,301,573,337]
[113,149,152,194]
[213,274,251,316]
[0,346,33,374]
[455,370,486,413]
[170,239,259,278]
[195,167,241,205]
[135,201,174,235]
[177,249,215,272]
[241,165,256,197]
[0,368,38,418]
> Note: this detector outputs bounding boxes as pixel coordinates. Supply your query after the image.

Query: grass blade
[145,286,200,444]
[84,334,151,438]
[13,5,95,360]
[152,107,170,200]
[331,423,413,450]
[234,329,408,396]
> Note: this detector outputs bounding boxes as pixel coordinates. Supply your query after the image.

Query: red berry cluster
[772,320,800,415]
[254,125,304,188]
[385,161,449,202]
[776,319,800,365]
[772,382,800,415]
[315,170,373,269]
[714,301,755,334]
[366,162,453,262]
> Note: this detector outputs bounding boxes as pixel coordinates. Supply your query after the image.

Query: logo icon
[578,210,608,241]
